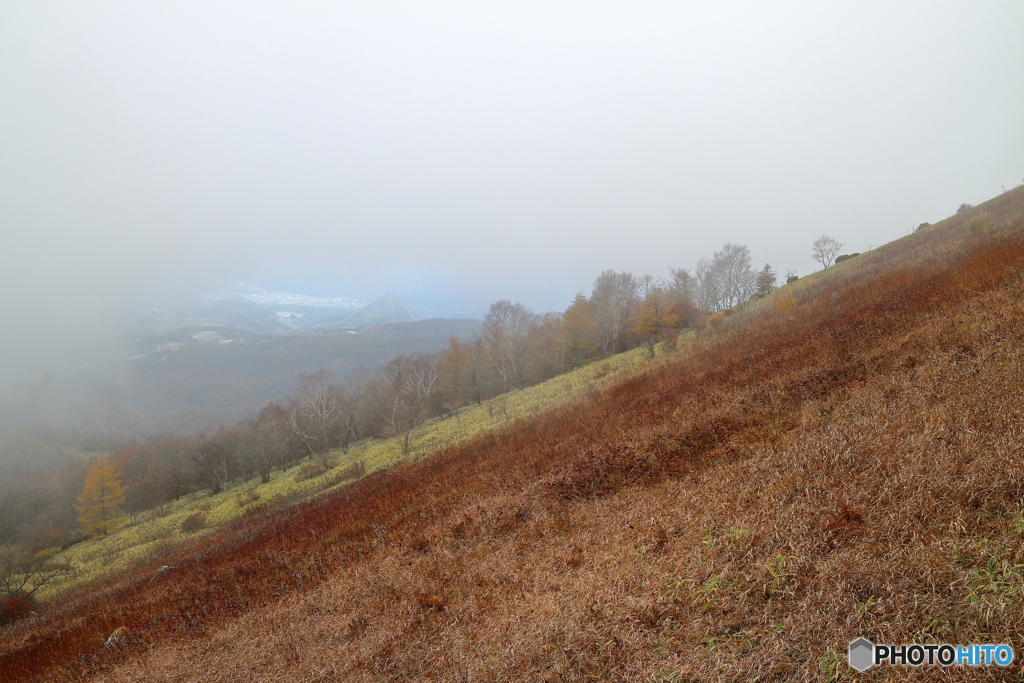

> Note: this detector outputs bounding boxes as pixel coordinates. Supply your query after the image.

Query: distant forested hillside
[11,318,482,437]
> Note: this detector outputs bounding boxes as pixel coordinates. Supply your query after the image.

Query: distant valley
[9,292,481,439]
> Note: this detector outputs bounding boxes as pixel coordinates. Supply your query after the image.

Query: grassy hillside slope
[3,188,1024,682]
[34,345,648,603]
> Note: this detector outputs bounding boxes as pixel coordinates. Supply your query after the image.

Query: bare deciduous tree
[336,369,372,452]
[0,544,71,602]
[715,242,756,308]
[239,403,293,484]
[191,429,237,495]
[147,434,192,500]
[662,267,695,305]
[590,270,641,355]
[482,300,540,391]
[378,353,438,455]
[694,257,718,312]
[696,243,756,311]
[287,369,343,459]
[812,235,844,269]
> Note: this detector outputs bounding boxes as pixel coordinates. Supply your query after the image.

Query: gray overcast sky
[1,1,1022,388]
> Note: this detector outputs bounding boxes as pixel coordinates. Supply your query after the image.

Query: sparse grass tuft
[967,214,990,235]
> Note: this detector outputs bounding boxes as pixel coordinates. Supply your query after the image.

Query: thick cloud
[1,1,1022,393]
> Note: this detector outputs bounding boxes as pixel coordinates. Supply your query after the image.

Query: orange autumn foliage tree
[628,287,679,357]
[75,459,128,538]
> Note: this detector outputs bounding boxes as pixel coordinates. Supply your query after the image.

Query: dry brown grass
[104,284,1024,680]
[4,188,1024,682]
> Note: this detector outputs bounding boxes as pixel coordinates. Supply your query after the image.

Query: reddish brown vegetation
[0,594,36,627]
[4,188,1024,681]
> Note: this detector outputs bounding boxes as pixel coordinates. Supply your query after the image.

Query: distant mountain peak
[346,293,418,326]
[308,293,418,330]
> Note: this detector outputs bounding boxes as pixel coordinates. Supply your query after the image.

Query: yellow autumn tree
[75,459,128,538]
[628,288,680,358]
[561,291,598,368]
[436,334,470,411]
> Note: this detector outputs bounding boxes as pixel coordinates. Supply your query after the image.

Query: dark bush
[0,592,37,625]
[180,512,206,534]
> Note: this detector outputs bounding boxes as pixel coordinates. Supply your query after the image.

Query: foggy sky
[2,1,1023,393]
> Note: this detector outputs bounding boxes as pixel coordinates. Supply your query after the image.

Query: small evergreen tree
[754,264,777,298]
[75,459,128,538]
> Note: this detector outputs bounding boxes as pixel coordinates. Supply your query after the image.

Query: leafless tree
[409,356,438,399]
[812,235,844,269]
[239,404,293,484]
[191,429,237,494]
[378,353,438,455]
[482,300,540,391]
[147,434,192,500]
[0,544,72,601]
[638,273,657,299]
[466,337,490,404]
[694,257,719,311]
[696,243,756,311]
[336,369,372,452]
[590,270,641,355]
[716,243,756,308]
[662,267,695,305]
[287,369,343,458]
